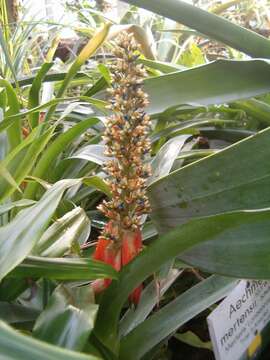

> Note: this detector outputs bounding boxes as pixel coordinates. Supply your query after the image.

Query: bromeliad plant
[92,33,151,305]
[3,0,270,359]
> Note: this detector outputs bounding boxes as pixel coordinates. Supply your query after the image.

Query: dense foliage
[1,0,270,359]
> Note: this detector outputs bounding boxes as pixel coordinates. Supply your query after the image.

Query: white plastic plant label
[207,280,270,360]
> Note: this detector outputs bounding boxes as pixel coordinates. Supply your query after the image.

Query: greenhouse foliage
[1,0,270,359]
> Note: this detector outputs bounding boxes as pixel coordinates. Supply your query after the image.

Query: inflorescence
[97,32,152,237]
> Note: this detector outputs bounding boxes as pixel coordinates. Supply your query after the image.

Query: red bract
[92,240,121,291]
[92,221,143,305]
[122,228,142,265]
[122,227,142,305]
[129,284,143,306]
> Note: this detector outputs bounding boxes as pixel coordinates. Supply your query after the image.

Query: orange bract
[92,220,143,305]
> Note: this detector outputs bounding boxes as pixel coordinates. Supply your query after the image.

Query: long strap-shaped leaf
[148,126,270,228]
[0,320,100,360]
[144,59,270,115]
[24,117,100,199]
[94,208,270,352]
[44,23,111,123]
[123,0,270,58]
[0,179,80,280]
[0,79,21,150]
[120,275,236,360]
[119,269,181,337]
[33,207,90,257]
[10,72,87,88]
[0,127,54,201]
[9,59,270,118]
[33,285,99,352]
[28,62,54,128]
[9,256,118,281]
[0,96,105,134]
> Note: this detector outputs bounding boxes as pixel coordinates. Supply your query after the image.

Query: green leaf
[0,127,54,201]
[200,127,254,142]
[0,302,39,324]
[88,60,270,116]
[211,0,244,15]
[62,24,110,88]
[180,43,205,67]
[139,58,183,73]
[0,28,18,82]
[142,221,158,241]
[84,176,112,198]
[9,256,118,281]
[94,208,270,351]
[150,135,191,184]
[176,149,218,162]
[1,125,40,167]
[45,24,111,122]
[66,60,270,117]
[33,207,90,257]
[0,179,80,280]
[24,117,100,199]
[69,145,108,165]
[232,99,270,125]
[28,63,54,128]
[123,0,270,58]
[0,199,36,216]
[174,331,212,350]
[0,163,21,194]
[144,60,270,115]
[0,98,62,133]
[0,97,102,134]
[119,275,234,359]
[45,36,61,62]
[0,320,100,360]
[119,269,181,337]
[148,126,270,229]
[12,72,87,88]
[150,118,235,143]
[84,77,107,98]
[0,78,21,149]
[97,64,111,84]
[156,17,178,62]
[33,285,98,351]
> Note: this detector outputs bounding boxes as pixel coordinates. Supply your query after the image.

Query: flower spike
[92,32,151,305]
